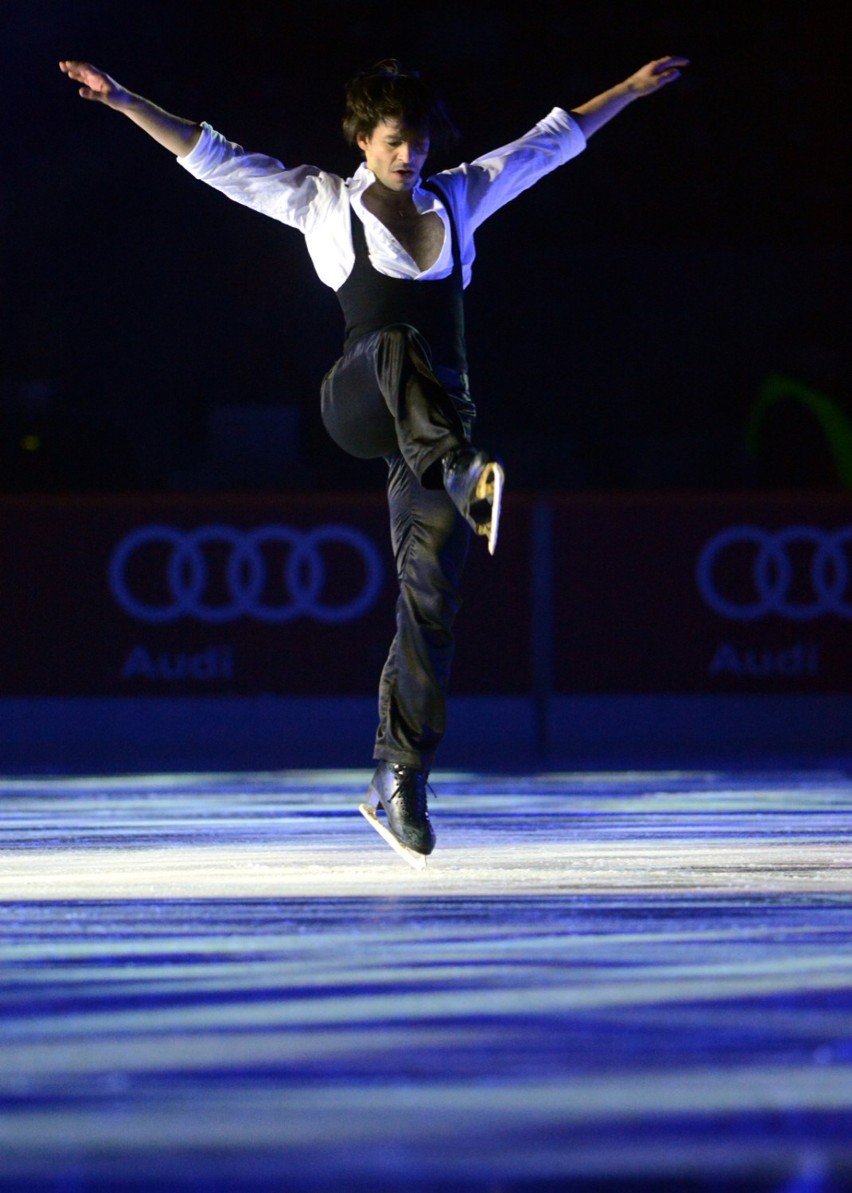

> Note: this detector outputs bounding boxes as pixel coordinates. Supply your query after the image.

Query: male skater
[60,52,688,866]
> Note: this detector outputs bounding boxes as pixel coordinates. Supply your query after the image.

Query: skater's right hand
[59,61,131,110]
[58,61,201,155]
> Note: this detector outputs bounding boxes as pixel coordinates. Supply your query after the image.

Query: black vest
[336,180,468,373]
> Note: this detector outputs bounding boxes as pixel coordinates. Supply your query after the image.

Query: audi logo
[109,523,384,624]
[696,524,852,620]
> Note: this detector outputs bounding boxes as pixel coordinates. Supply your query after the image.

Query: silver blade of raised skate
[487,463,504,555]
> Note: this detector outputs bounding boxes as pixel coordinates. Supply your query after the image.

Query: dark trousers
[320,324,475,771]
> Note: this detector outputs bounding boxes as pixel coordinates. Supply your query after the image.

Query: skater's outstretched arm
[59,60,202,157]
[570,56,689,138]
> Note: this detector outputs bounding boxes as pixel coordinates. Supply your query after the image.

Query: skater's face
[357,119,430,192]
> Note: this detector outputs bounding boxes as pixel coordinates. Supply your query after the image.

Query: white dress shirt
[178,108,586,291]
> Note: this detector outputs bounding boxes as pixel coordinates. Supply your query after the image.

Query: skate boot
[358,762,435,869]
[442,447,504,555]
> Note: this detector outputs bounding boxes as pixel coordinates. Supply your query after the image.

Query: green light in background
[747,373,852,489]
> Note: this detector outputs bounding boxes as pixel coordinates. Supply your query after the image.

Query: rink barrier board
[1,491,850,698]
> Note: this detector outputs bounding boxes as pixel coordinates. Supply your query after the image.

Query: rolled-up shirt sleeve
[177,122,333,233]
[439,108,586,234]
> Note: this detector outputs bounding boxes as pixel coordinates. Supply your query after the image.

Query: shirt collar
[348,162,439,213]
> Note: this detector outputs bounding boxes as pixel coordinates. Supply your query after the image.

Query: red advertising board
[549,494,852,694]
[2,493,849,698]
[1,493,533,697]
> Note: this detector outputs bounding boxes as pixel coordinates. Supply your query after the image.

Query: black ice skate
[358,762,435,870]
[441,447,504,555]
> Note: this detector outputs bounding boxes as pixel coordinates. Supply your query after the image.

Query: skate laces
[387,764,433,816]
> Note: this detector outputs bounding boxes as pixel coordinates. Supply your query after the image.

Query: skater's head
[342,59,459,155]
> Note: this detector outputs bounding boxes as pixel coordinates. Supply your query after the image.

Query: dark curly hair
[342,59,459,151]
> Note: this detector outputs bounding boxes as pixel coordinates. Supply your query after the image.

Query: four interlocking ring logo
[109,523,384,624]
[696,524,852,620]
[109,519,852,626]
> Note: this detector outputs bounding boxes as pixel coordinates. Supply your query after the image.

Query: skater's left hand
[626,57,690,97]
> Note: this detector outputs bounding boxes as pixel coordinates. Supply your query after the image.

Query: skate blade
[474,462,504,556]
[358,802,428,871]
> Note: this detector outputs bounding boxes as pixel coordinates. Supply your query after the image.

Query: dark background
[3,0,850,495]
